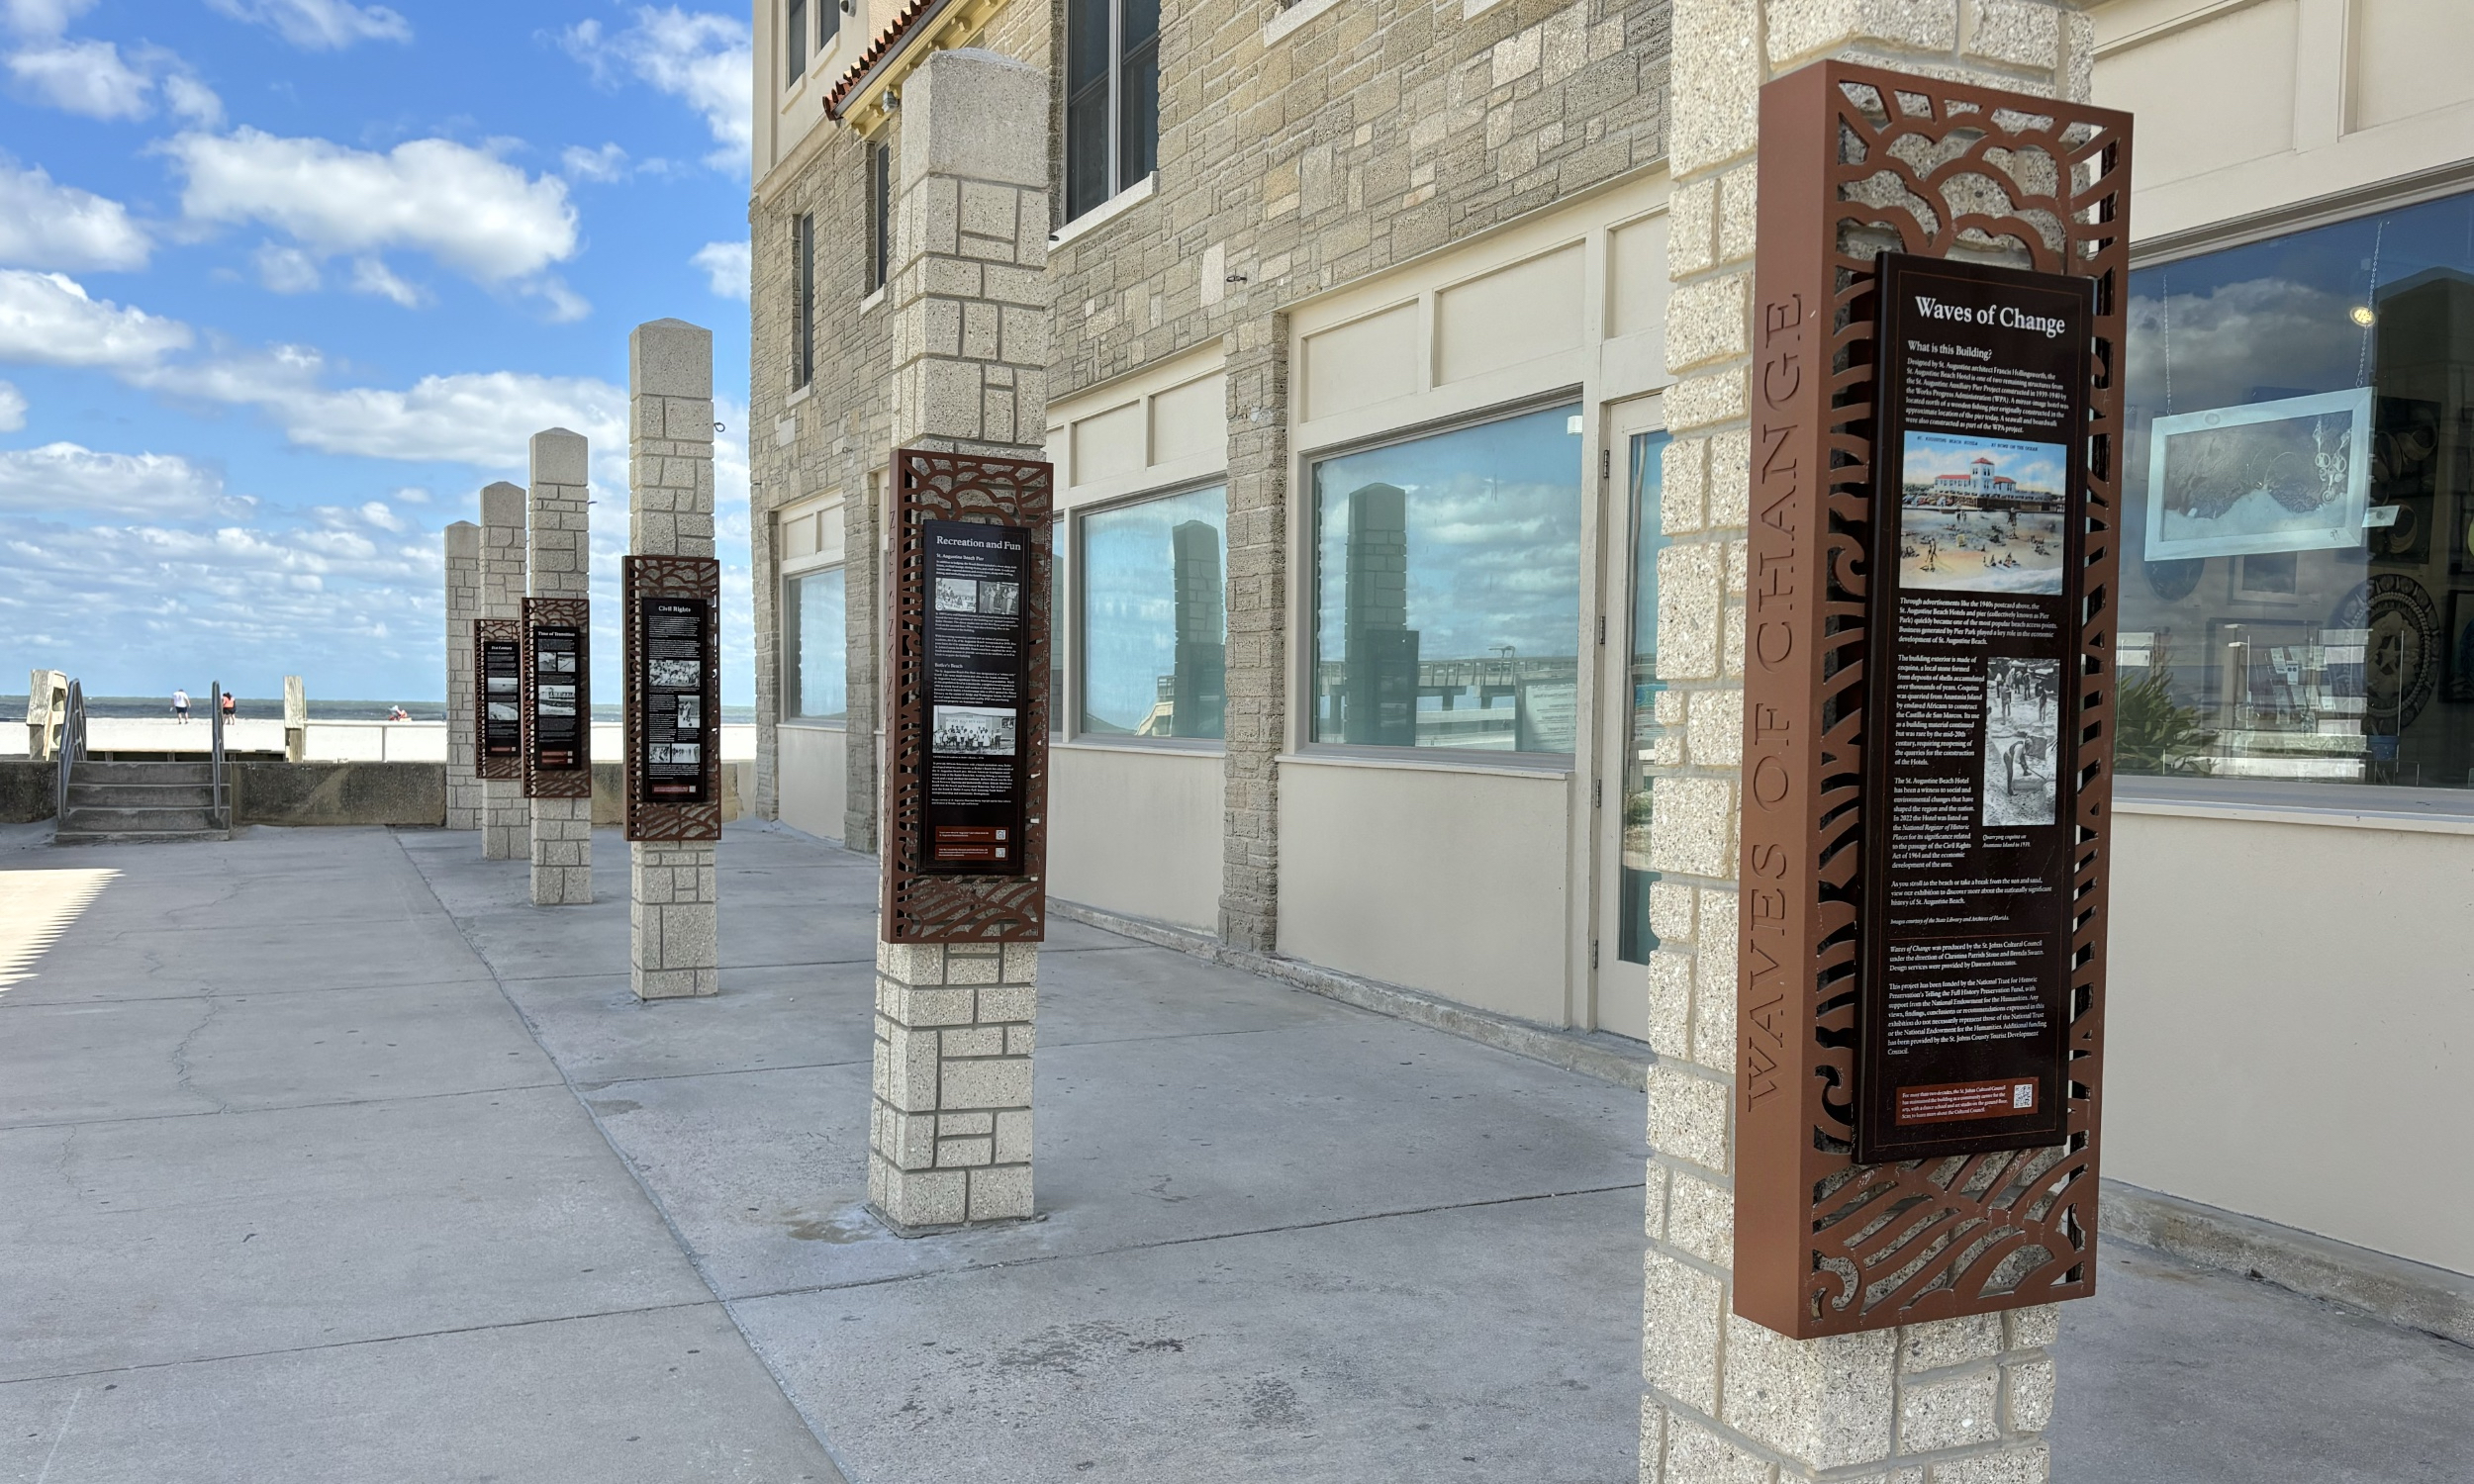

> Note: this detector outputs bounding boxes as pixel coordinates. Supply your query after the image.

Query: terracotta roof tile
[823,0,952,121]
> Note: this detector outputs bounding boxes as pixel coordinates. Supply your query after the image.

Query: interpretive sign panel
[475,617,523,781]
[1732,61,2130,1339]
[522,597,591,799]
[622,555,722,842]
[881,448,1052,941]
[1856,252,2092,1162]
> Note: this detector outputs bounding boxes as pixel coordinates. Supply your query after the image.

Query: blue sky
[0,0,757,703]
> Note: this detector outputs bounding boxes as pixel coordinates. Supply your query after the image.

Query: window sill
[2113,775,2474,836]
[780,718,848,731]
[1052,174,1155,248]
[1278,748,1572,781]
[860,284,886,314]
[1265,0,1343,46]
[786,383,814,408]
[1054,736,1225,758]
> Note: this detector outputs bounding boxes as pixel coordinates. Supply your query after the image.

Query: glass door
[1591,395,1668,1041]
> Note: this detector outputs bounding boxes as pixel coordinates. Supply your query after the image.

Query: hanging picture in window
[2143,389,2373,561]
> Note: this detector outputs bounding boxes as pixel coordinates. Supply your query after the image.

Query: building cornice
[824,0,1010,129]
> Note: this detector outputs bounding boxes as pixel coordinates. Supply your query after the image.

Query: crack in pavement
[167,997,228,1114]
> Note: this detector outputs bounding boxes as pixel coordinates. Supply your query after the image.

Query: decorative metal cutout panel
[522,597,593,800]
[475,617,523,781]
[1735,61,2132,1338]
[623,555,723,843]
[880,447,1053,943]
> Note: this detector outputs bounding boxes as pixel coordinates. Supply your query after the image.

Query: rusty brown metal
[474,616,523,782]
[522,596,593,800]
[879,447,1053,943]
[622,555,723,843]
[1735,60,2132,1338]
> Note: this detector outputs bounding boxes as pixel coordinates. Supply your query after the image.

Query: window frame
[786,0,807,88]
[1070,478,1231,751]
[791,213,815,389]
[781,562,849,726]
[867,139,892,295]
[1062,0,1160,225]
[1293,392,1591,769]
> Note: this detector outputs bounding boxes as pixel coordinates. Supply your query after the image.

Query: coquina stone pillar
[1640,5,2094,1482]
[479,481,528,860]
[627,321,720,999]
[868,46,1049,1230]
[528,429,594,906]
[444,520,482,831]
[1216,314,1287,955]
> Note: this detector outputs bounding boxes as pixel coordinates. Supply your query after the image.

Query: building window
[1079,486,1226,739]
[2122,186,2474,790]
[1618,428,1670,964]
[784,567,847,721]
[868,140,892,294]
[1064,0,1160,223]
[1050,515,1068,734]
[792,213,814,387]
[1310,404,1583,753]
[786,0,807,86]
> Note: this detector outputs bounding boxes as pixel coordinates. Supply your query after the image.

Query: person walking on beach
[172,688,190,723]
[221,691,237,721]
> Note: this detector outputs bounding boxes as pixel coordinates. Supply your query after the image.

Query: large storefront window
[1310,403,1583,753]
[1618,428,1670,964]
[2124,188,2474,789]
[784,567,846,721]
[1078,486,1226,739]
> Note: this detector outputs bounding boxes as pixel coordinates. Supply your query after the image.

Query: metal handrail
[209,681,228,828]
[52,679,84,827]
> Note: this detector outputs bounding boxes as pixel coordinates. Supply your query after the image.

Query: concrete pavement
[0,820,2467,1482]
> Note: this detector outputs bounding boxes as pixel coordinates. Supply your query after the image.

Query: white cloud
[0,269,192,371]
[164,128,580,286]
[561,142,630,182]
[160,71,222,127]
[7,37,148,118]
[693,239,749,301]
[0,442,253,518]
[0,380,23,430]
[562,9,751,172]
[206,0,410,49]
[0,157,148,271]
[348,255,423,307]
[0,0,93,38]
[253,241,320,293]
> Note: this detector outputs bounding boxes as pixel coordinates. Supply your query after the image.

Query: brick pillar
[628,320,721,999]
[444,521,482,830]
[1639,4,2092,1481]
[1216,315,1287,955]
[528,429,594,905]
[868,46,1049,1230]
[479,481,528,860]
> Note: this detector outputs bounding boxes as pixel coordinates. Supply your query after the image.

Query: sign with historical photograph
[622,556,722,841]
[1856,251,2095,1162]
[920,518,1032,874]
[475,617,523,781]
[522,597,591,799]
[880,448,1052,942]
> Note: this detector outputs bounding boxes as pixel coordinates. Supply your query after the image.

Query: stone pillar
[444,521,482,831]
[27,669,63,760]
[479,480,528,860]
[1639,5,2091,1482]
[841,472,882,853]
[527,430,594,906]
[867,46,1049,1229]
[281,675,306,762]
[627,320,719,999]
[1216,314,1287,955]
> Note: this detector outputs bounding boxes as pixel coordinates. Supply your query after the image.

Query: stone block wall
[1639,2,2095,1480]
[443,520,481,831]
[528,429,593,906]
[870,940,1038,1228]
[478,481,527,861]
[630,841,719,998]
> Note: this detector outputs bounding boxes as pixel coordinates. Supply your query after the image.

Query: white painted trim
[778,719,849,732]
[2113,793,2474,836]
[1266,0,1343,46]
[1051,173,1156,247]
[859,285,886,315]
[1278,749,1572,781]
[1053,737,1226,758]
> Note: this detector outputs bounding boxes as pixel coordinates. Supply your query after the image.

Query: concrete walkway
[0,821,2467,1482]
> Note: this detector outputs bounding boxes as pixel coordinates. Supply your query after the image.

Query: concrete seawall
[0,758,749,828]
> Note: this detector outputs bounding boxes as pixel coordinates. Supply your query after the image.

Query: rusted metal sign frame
[522,596,593,800]
[622,554,722,843]
[1735,60,2132,1338]
[879,447,1053,943]
[474,616,523,781]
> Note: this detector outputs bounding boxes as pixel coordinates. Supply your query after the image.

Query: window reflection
[1078,486,1226,739]
[1311,404,1583,753]
[1051,516,1067,735]
[1619,429,1669,964]
[2123,188,2474,788]
[784,567,846,721]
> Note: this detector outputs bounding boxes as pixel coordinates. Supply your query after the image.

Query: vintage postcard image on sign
[2145,388,2372,561]
[1899,432,2068,594]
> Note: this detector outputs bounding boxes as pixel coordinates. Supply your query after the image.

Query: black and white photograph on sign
[649,743,701,765]
[1899,432,2069,594]
[933,704,1017,757]
[1981,658,2059,826]
[935,577,981,613]
[540,649,576,674]
[487,701,519,723]
[2144,388,2373,561]
[674,695,703,731]
[538,684,576,716]
[977,580,1020,616]
[648,657,702,689]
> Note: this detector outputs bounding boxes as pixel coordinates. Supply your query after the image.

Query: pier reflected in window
[1078,486,1225,740]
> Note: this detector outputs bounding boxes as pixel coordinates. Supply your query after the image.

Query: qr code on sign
[2013,1083,2036,1108]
